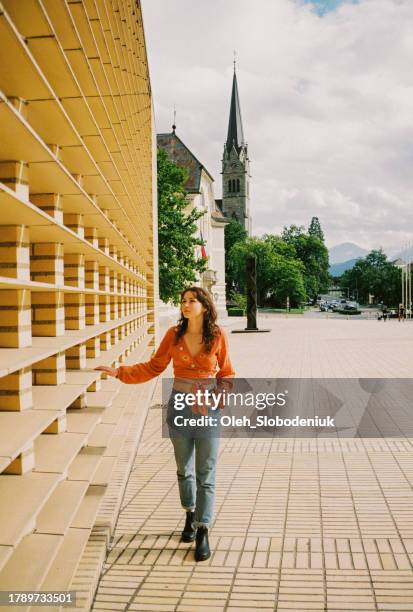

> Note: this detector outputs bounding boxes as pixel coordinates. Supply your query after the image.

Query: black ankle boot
[181,511,196,542]
[195,526,211,561]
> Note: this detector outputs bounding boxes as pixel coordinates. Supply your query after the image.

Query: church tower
[221,66,251,233]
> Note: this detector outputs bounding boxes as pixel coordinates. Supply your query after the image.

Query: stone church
[217,66,252,234]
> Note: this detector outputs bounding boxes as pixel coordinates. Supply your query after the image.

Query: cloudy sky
[142,0,413,255]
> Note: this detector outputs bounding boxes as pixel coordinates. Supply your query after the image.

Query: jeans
[167,390,220,528]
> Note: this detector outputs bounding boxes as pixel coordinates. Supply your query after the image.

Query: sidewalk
[92,316,413,611]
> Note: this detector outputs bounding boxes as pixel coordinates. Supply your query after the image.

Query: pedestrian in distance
[398,303,405,322]
[381,304,388,322]
[95,286,235,562]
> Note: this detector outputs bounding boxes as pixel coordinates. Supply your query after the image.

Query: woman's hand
[94,366,118,378]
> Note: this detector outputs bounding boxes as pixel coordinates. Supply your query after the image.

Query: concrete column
[0,289,32,348]
[31,291,64,337]
[31,194,63,223]
[32,352,65,385]
[63,213,84,239]
[66,343,86,369]
[0,225,30,281]
[64,253,85,288]
[85,293,99,325]
[31,242,64,285]
[0,161,29,200]
[0,367,32,411]
[64,293,85,330]
[85,227,98,248]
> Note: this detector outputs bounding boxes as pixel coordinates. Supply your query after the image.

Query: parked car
[342,302,358,312]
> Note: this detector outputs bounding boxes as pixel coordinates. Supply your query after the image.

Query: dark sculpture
[231,253,270,334]
[246,254,258,330]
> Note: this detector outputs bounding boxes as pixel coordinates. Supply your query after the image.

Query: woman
[95,286,235,561]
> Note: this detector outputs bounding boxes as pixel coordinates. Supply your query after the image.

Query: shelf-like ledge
[0,409,60,472]
[0,316,150,377]
[35,480,89,536]
[0,532,63,593]
[39,527,90,594]
[67,447,104,483]
[34,432,86,476]
[0,471,61,547]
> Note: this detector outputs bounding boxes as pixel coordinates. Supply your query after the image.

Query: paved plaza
[92,315,413,611]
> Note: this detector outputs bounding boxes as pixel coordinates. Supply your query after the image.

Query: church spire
[226,65,245,152]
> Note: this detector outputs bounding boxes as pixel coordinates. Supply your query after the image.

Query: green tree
[267,255,306,306]
[282,221,330,301]
[262,234,296,259]
[340,249,402,305]
[229,238,275,305]
[308,216,325,241]
[229,237,306,307]
[225,220,247,293]
[157,148,207,303]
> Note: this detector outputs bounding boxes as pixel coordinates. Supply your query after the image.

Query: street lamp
[400,241,412,319]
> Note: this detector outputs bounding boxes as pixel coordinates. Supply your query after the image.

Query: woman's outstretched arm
[95,327,175,383]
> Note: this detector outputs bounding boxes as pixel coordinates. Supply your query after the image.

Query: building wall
[0,0,156,592]
[210,220,227,318]
[190,172,227,318]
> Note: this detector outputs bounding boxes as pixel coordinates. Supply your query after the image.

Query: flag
[200,229,207,259]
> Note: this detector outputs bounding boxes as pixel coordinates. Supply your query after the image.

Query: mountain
[329,243,369,265]
[329,258,359,277]
[392,246,413,263]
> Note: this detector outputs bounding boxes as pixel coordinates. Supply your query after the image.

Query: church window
[237,179,240,192]
[228,179,232,193]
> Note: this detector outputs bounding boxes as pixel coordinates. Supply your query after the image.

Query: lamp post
[401,241,412,319]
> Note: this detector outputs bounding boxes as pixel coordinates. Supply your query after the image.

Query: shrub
[228,308,244,316]
[230,291,247,312]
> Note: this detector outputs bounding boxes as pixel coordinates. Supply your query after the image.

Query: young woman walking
[95,286,235,561]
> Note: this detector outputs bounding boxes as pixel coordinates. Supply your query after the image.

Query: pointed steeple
[226,67,245,152]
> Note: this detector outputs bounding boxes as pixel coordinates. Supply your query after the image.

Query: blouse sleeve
[216,329,235,380]
[116,327,174,384]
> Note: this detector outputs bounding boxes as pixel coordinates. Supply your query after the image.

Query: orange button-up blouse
[116,326,235,384]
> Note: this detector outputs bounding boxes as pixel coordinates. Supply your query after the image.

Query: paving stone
[89,317,413,611]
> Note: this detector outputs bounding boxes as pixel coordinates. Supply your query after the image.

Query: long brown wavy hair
[175,286,220,352]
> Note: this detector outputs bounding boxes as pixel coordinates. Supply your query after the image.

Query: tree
[229,237,306,307]
[282,221,330,301]
[340,249,402,305]
[224,220,247,294]
[157,149,207,304]
[308,216,324,241]
[229,238,275,305]
[267,255,306,306]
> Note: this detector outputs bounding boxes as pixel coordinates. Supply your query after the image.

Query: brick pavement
[92,315,413,611]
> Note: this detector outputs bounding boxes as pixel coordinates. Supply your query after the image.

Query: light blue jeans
[168,390,220,528]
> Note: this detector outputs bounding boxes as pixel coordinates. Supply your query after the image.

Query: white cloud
[142,0,413,253]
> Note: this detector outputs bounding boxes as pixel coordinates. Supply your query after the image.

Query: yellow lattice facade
[0,0,157,603]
